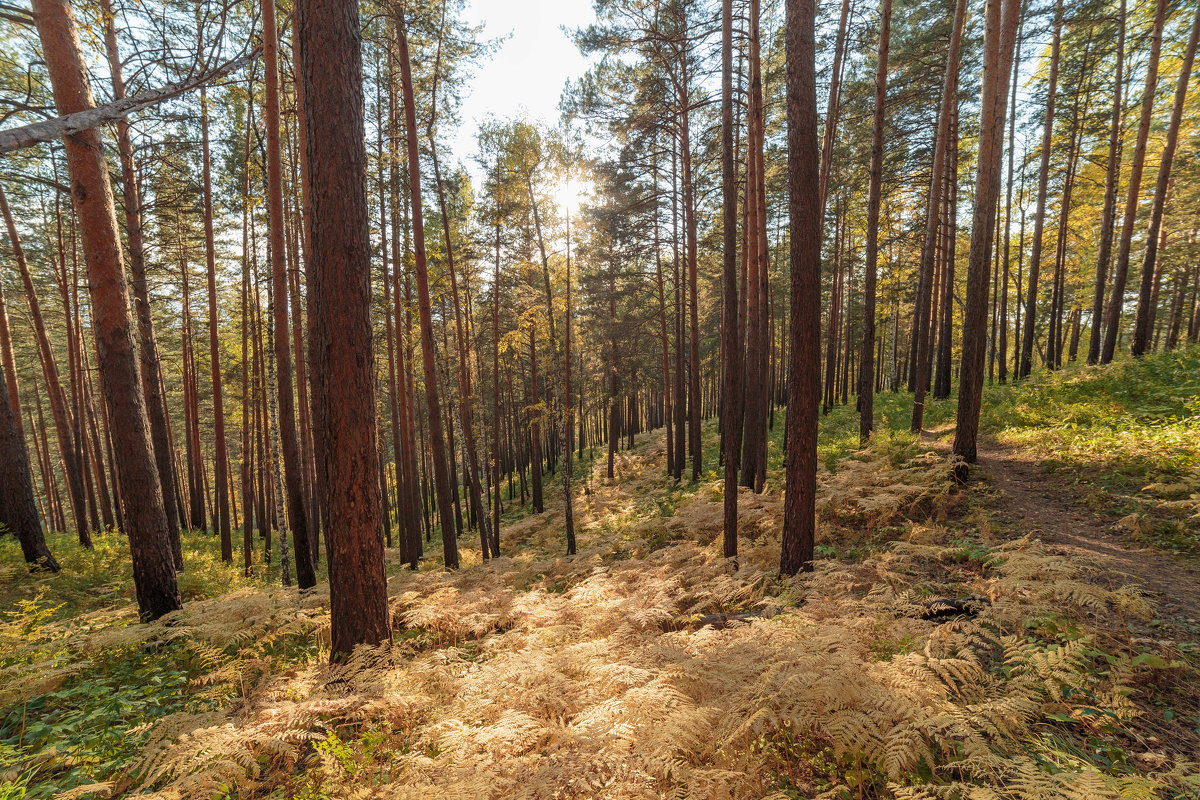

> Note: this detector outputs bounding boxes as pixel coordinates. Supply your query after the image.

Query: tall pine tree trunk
[781,0,820,577]
[953,0,1022,465]
[1131,1,1200,356]
[720,0,740,558]
[262,0,314,587]
[1018,0,1063,377]
[397,10,458,569]
[199,84,233,562]
[1101,0,1167,364]
[860,0,892,443]
[297,0,390,654]
[910,0,966,431]
[1087,0,1125,365]
[99,0,181,564]
[32,0,179,619]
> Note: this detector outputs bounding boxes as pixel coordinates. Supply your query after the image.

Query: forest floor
[1,347,1198,800]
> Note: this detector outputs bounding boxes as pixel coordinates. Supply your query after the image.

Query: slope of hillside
[2,350,1198,800]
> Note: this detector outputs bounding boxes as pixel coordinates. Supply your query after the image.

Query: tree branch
[0,47,260,155]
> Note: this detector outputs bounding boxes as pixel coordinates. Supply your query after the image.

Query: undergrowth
[1,350,1198,799]
[980,347,1200,557]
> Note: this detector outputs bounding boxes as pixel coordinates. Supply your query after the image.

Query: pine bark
[32,0,179,619]
[1131,1,1200,357]
[952,0,1023,466]
[262,0,315,587]
[396,11,458,569]
[860,0,892,443]
[297,0,390,654]
[1101,0,1167,364]
[781,0,820,577]
[1017,0,1063,377]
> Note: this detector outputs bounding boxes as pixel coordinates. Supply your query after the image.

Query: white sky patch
[451,0,597,176]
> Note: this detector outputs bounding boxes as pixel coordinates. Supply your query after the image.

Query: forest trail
[957,431,1200,641]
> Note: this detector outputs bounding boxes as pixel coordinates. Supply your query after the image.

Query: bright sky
[450,0,597,169]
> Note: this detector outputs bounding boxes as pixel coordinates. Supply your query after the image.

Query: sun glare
[555,179,586,215]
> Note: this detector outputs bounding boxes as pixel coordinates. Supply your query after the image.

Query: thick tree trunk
[297,0,390,654]
[99,0,181,564]
[953,0,1022,465]
[781,0,820,577]
[32,0,179,619]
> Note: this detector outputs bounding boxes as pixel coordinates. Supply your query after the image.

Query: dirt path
[971,435,1200,642]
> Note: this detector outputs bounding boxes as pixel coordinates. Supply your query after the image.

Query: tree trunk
[32,0,179,619]
[720,0,740,558]
[1017,0,1063,377]
[953,0,1022,466]
[998,16,1024,383]
[817,0,851,212]
[262,0,315,588]
[297,0,390,655]
[0,276,21,439]
[0,365,59,571]
[1131,1,1200,357]
[99,0,181,564]
[740,0,768,494]
[1101,0,1167,364]
[199,84,233,562]
[1086,0,1125,364]
[679,69,702,483]
[860,0,892,443]
[396,11,457,569]
[781,0,820,577]
[911,0,967,431]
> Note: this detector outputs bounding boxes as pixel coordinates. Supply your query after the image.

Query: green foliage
[0,530,318,798]
[982,348,1200,556]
